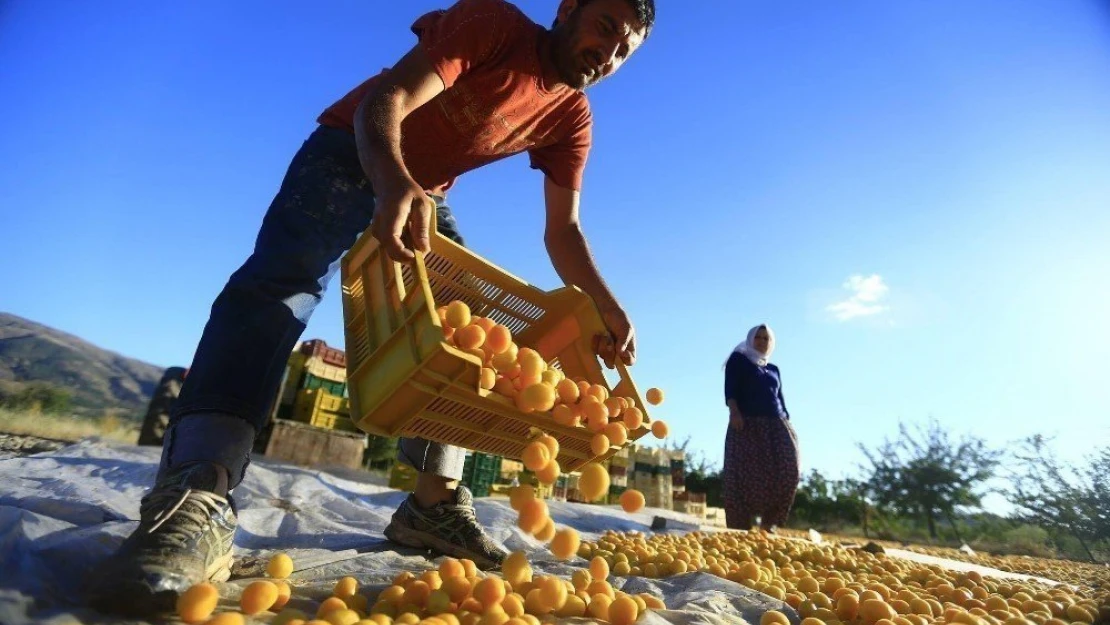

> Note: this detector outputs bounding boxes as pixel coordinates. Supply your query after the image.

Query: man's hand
[594,303,636,368]
[371,177,434,262]
[542,178,636,368]
[353,42,445,262]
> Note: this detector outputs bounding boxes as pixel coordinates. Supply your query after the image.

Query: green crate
[462,452,502,485]
[469,483,492,498]
[303,372,346,397]
[607,484,628,505]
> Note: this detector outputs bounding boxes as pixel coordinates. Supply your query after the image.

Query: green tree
[0,383,72,414]
[1009,435,1109,562]
[858,418,1001,539]
[791,470,868,530]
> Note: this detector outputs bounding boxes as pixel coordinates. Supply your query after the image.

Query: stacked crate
[670,450,686,494]
[259,338,368,463]
[632,447,674,510]
[673,491,707,518]
[273,339,351,428]
[461,452,502,498]
[564,471,583,502]
[292,388,357,432]
[607,445,631,489]
[607,484,627,505]
[552,474,569,502]
[499,459,524,484]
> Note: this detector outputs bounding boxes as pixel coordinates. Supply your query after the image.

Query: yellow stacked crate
[608,444,631,488]
[657,448,674,510]
[632,447,673,510]
[293,388,357,432]
[303,356,346,383]
[499,459,524,483]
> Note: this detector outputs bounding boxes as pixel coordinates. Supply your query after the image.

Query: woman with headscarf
[722,324,800,532]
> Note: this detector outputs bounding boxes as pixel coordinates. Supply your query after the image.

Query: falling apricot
[651,420,669,439]
[518,498,549,535]
[509,485,535,511]
[579,463,610,502]
[522,441,551,472]
[619,489,645,513]
[537,434,559,458]
[646,387,664,405]
[536,457,561,485]
[445,301,471,329]
[550,528,581,560]
[591,433,611,456]
[536,517,557,542]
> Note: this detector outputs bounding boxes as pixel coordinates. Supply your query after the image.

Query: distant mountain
[0,312,165,417]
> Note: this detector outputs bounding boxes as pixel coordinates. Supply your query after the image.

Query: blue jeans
[161,125,466,488]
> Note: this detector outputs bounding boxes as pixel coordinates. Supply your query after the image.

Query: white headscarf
[731,324,775,367]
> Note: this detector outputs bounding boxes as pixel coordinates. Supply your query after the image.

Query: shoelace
[437,504,486,540]
[142,488,229,545]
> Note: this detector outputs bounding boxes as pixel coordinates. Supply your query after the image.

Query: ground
[0,439,1103,625]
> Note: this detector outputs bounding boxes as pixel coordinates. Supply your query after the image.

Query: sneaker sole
[87,552,234,616]
[383,521,499,570]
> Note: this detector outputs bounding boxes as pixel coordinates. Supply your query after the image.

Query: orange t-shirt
[317,0,592,196]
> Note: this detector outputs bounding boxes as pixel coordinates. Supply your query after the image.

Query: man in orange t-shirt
[90,0,654,614]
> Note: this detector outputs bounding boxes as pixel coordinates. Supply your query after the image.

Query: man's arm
[543,177,636,366]
[354,43,445,261]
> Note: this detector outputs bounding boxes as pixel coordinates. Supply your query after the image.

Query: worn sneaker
[383,485,507,570]
[87,462,237,616]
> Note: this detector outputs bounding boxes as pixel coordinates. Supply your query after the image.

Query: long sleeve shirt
[724,352,789,419]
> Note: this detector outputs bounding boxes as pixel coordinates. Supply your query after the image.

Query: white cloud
[826,274,890,321]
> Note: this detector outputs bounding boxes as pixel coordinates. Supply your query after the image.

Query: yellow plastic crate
[309,411,359,433]
[293,388,347,419]
[304,355,347,384]
[340,217,652,472]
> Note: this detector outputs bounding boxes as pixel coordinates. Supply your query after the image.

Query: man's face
[553,0,647,90]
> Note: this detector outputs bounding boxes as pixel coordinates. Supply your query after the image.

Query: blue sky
[3,1,1109,511]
